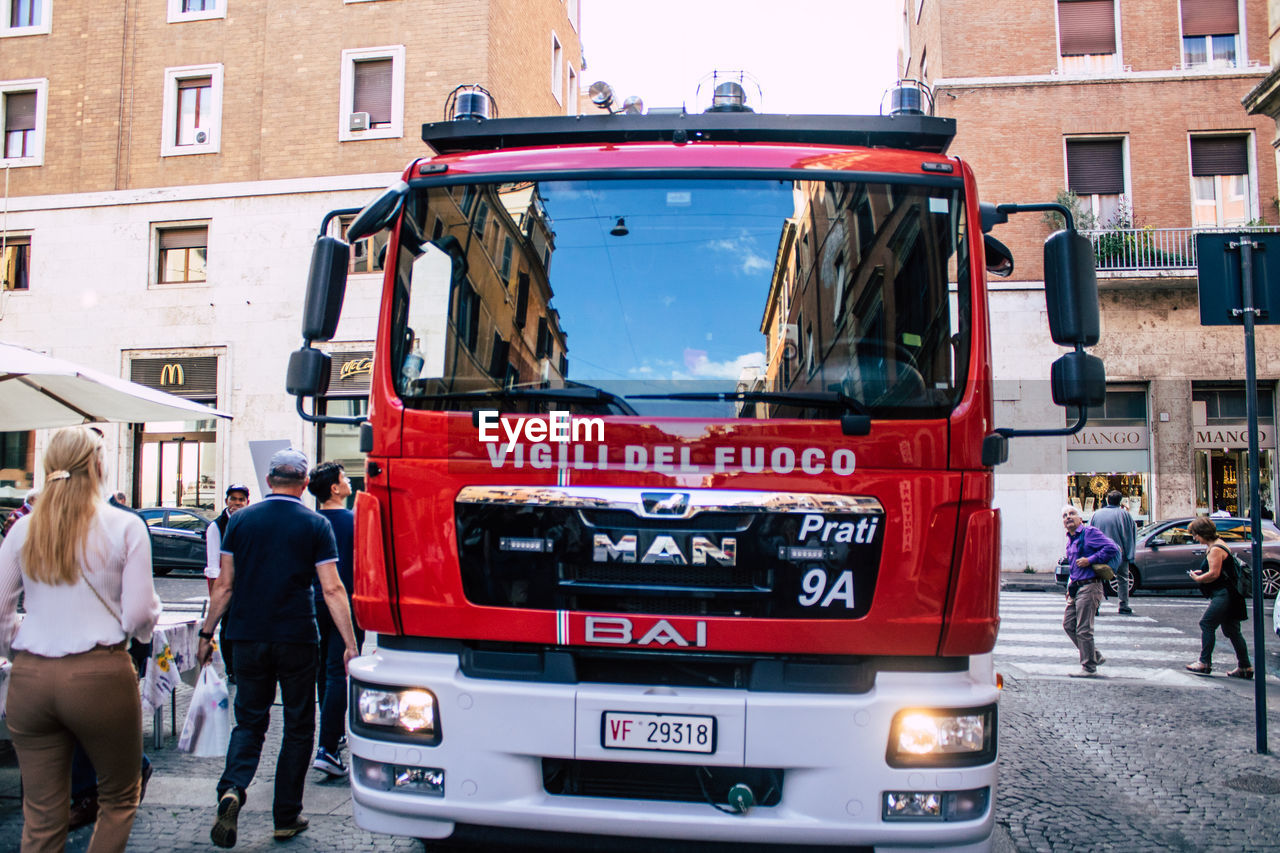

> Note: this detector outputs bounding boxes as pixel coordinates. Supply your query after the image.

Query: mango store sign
[1193,427,1275,450]
[1069,427,1149,450]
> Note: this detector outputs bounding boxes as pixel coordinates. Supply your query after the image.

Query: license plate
[601,711,716,754]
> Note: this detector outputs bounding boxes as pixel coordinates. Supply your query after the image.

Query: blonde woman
[0,427,162,852]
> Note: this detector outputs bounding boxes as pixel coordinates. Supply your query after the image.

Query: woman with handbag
[0,427,162,852]
[1185,516,1253,679]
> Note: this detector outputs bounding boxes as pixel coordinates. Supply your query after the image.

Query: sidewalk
[1001,569,1062,593]
[0,681,414,852]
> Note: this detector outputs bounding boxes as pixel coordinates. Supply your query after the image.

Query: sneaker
[313,747,348,777]
[1118,607,1134,615]
[273,815,310,840]
[1069,668,1098,678]
[68,793,98,830]
[1227,667,1254,680]
[211,789,242,849]
[1094,654,1106,667]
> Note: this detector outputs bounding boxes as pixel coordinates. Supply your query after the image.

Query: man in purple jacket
[1061,505,1120,677]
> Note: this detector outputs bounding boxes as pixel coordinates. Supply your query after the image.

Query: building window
[566,65,578,115]
[551,32,564,104]
[337,215,387,275]
[339,45,404,142]
[500,237,513,283]
[566,0,579,30]
[472,201,488,241]
[155,224,209,285]
[514,271,530,328]
[167,0,225,23]
[161,64,222,157]
[488,333,510,381]
[1,80,45,166]
[2,234,29,290]
[2,0,50,36]
[1180,0,1238,68]
[1191,136,1251,226]
[1058,0,1118,73]
[1066,138,1127,226]
[456,279,480,352]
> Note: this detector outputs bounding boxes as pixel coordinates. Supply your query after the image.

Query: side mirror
[1148,536,1166,548]
[1050,350,1106,408]
[984,234,1014,277]
[1044,229,1099,346]
[301,236,350,342]
[286,347,331,397]
[348,180,408,243]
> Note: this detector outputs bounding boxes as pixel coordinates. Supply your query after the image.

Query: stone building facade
[905,0,1280,570]
[0,0,582,509]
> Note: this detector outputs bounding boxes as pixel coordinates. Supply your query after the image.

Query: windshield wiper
[627,390,870,415]
[412,384,637,415]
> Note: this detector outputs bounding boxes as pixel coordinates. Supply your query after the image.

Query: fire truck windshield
[390,176,970,420]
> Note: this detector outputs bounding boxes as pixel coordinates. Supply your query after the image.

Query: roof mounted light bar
[420,112,956,156]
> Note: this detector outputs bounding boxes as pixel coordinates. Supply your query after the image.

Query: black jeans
[315,601,364,753]
[217,642,316,826]
[1199,589,1251,668]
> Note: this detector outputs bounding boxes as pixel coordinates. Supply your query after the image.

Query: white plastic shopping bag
[177,665,232,757]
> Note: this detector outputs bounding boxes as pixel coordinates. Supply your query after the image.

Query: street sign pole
[1234,238,1268,755]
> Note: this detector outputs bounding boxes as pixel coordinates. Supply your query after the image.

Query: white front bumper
[347,648,997,849]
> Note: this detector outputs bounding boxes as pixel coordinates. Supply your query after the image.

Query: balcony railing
[1079,226,1280,275]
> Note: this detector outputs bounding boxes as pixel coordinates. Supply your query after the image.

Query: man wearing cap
[196,449,359,848]
[205,483,249,681]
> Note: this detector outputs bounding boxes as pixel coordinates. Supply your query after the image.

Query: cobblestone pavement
[996,672,1280,852]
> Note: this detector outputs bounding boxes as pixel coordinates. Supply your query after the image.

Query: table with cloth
[141,610,205,748]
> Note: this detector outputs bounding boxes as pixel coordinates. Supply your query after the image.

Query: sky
[578,1,903,117]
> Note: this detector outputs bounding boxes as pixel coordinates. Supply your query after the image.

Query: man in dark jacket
[1062,505,1120,678]
[1090,491,1138,615]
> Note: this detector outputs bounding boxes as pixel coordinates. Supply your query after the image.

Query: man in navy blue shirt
[196,449,359,848]
[1062,505,1120,678]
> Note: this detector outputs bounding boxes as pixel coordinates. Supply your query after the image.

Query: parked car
[1057,516,1280,596]
[137,506,212,576]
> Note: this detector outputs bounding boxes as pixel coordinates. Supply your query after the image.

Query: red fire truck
[287,80,1103,851]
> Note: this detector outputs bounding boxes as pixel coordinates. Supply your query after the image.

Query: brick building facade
[905,0,1280,573]
[0,0,582,510]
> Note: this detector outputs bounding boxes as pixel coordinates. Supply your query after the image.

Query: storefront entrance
[1194,448,1275,519]
[137,427,217,510]
[128,355,220,510]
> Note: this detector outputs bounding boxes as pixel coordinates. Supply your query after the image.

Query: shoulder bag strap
[80,569,123,627]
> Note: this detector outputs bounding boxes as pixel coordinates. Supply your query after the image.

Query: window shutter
[1191,136,1248,176]
[5,92,36,132]
[1181,0,1238,36]
[353,59,393,124]
[177,76,212,91]
[159,226,208,250]
[1058,0,1116,55]
[1066,139,1125,195]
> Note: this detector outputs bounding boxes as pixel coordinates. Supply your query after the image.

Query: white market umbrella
[0,342,232,431]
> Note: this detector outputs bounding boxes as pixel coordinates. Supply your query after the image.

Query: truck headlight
[352,682,441,744]
[886,705,996,767]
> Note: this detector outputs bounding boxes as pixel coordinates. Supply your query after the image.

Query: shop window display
[1068,471,1150,523]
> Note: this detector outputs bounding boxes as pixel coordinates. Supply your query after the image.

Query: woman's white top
[0,502,162,660]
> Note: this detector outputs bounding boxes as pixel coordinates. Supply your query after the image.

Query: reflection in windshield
[392,177,968,419]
